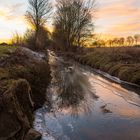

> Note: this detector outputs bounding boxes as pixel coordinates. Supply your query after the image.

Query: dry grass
[0,47,51,108]
[73,47,140,85]
[0,45,18,56]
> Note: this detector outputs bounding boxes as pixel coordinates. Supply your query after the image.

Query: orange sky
[95,0,140,37]
[0,0,140,42]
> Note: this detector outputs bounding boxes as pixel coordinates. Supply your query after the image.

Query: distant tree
[134,34,140,45]
[112,38,119,46]
[119,37,125,46]
[127,36,134,46]
[98,40,105,47]
[53,0,96,51]
[92,40,104,48]
[25,0,52,50]
[107,40,113,47]
[0,42,8,46]
[92,41,98,47]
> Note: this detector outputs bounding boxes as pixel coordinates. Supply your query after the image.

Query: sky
[0,0,140,42]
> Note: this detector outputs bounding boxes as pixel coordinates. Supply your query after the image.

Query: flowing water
[34,51,140,140]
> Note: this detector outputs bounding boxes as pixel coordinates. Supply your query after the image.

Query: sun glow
[0,0,140,43]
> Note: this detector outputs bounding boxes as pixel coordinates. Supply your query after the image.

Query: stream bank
[0,47,51,140]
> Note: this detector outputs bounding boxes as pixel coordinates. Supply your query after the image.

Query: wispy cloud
[0,0,140,41]
[95,0,140,36]
[0,2,27,40]
[0,2,25,20]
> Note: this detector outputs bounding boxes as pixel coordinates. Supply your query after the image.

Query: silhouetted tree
[106,40,113,47]
[112,38,119,46]
[25,0,52,49]
[53,0,96,51]
[119,37,125,46]
[127,36,134,46]
[134,34,140,45]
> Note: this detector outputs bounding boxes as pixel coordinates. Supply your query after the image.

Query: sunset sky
[0,0,140,42]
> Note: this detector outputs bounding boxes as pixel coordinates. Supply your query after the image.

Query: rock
[24,129,42,140]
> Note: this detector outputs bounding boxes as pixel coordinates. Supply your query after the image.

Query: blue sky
[0,0,140,41]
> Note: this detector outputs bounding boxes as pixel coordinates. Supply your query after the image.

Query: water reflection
[34,51,140,140]
[48,53,98,117]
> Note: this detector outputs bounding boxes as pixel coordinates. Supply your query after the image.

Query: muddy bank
[0,47,51,140]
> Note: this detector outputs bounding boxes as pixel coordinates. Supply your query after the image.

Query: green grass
[0,45,18,56]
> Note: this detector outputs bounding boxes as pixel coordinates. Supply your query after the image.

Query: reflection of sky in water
[34,53,140,140]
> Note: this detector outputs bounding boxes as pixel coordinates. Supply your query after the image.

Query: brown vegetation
[68,47,140,86]
[0,47,51,140]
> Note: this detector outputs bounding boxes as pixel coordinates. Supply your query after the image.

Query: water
[34,51,140,140]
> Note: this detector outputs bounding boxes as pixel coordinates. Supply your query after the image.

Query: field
[73,47,140,85]
[0,45,18,56]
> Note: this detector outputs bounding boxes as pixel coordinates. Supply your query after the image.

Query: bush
[23,27,51,51]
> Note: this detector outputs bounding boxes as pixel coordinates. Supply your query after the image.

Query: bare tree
[106,40,113,47]
[127,36,134,46]
[25,0,52,49]
[53,0,96,51]
[119,37,125,46]
[134,34,140,45]
[112,38,119,46]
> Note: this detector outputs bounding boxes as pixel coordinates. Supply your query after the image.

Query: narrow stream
[34,51,140,140]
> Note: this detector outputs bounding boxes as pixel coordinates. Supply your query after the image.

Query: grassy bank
[0,46,51,140]
[71,47,140,86]
[0,45,18,56]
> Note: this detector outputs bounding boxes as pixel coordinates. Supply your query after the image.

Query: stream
[34,51,140,140]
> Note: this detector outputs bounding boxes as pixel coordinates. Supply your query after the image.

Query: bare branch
[53,0,96,50]
[25,0,52,49]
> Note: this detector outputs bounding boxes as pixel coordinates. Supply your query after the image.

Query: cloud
[106,22,140,36]
[95,0,140,36]
[0,2,25,20]
[0,0,140,40]
[97,3,140,19]
[0,2,27,40]
[9,3,24,11]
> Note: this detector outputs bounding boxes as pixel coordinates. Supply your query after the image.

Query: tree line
[11,0,96,51]
[11,0,140,50]
[92,35,140,48]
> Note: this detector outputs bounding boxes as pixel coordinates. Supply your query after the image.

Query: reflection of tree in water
[48,53,98,116]
[58,63,98,116]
